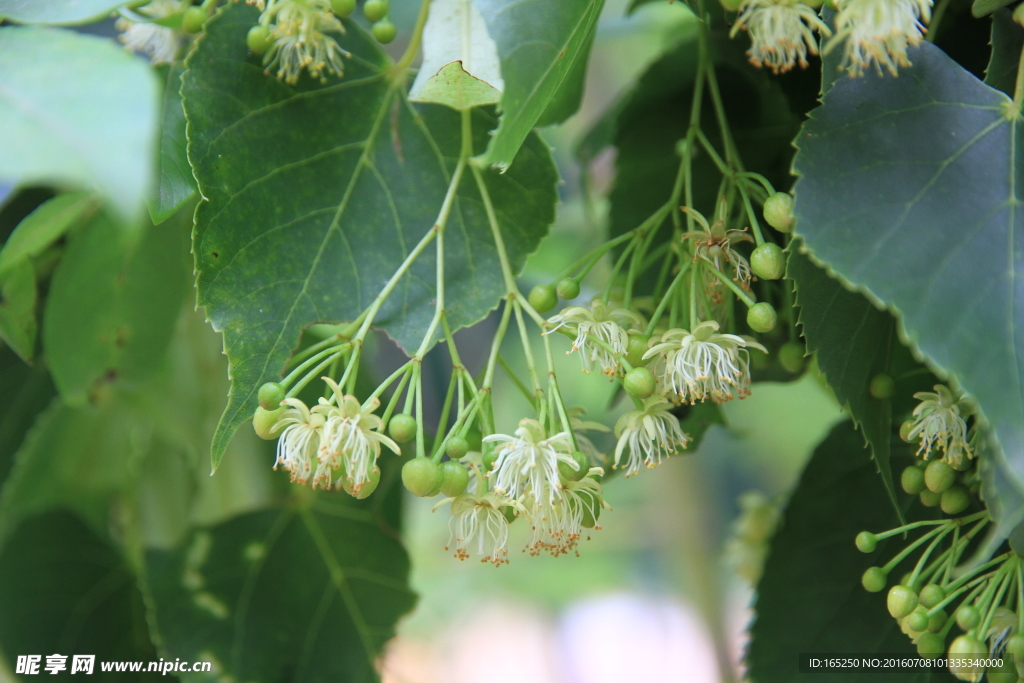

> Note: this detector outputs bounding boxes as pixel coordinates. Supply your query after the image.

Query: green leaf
[144,501,416,682]
[148,65,197,224]
[0,191,98,281]
[183,3,557,469]
[474,0,605,169]
[986,8,1024,97]
[0,27,159,224]
[747,421,950,682]
[0,512,162,677]
[43,212,190,405]
[973,0,1015,17]
[788,248,902,521]
[0,0,122,25]
[0,259,36,362]
[792,41,1024,544]
[0,345,55,486]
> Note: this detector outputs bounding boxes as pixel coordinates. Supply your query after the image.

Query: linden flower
[314,378,400,492]
[446,492,514,566]
[116,0,185,65]
[272,397,325,485]
[613,396,691,476]
[546,301,644,375]
[907,384,973,467]
[681,205,754,289]
[521,476,605,557]
[828,0,933,77]
[258,0,347,84]
[644,321,767,404]
[730,0,832,74]
[484,419,576,506]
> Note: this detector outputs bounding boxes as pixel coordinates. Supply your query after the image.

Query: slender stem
[1015,46,1024,108]
[380,369,412,426]
[646,261,692,336]
[483,301,513,388]
[925,0,953,43]
[498,354,537,408]
[738,185,765,246]
[702,261,756,306]
[881,524,949,574]
[283,343,349,393]
[365,360,413,403]
[395,0,433,71]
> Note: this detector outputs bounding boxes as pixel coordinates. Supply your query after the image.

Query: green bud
[905,606,929,633]
[528,284,558,314]
[558,451,590,483]
[901,465,926,494]
[919,489,941,507]
[389,414,417,444]
[1015,3,1024,27]
[623,366,657,399]
[940,485,971,515]
[182,6,207,33]
[482,444,499,473]
[927,609,947,633]
[918,584,946,609]
[501,506,518,523]
[439,461,470,498]
[900,419,916,442]
[626,335,652,368]
[258,381,286,410]
[372,18,397,44]
[446,435,469,459]
[331,0,356,17]
[746,302,778,333]
[948,635,987,680]
[763,192,795,233]
[956,604,981,631]
[342,467,380,499]
[578,487,602,529]
[924,459,956,493]
[778,341,805,373]
[750,243,785,280]
[869,373,895,399]
[247,25,271,54]
[718,0,741,9]
[862,566,887,592]
[855,531,877,553]
[915,632,945,658]
[556,277,581,300]
[887,585,918,619]
[1006,633,1024,660]
[363,0,388,22]
[401,458,442,497]
[253,406,285,440]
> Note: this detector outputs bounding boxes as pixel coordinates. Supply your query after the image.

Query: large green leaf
[148,65,197,225]
[474,0,604,169]
[0,0,122,25]
[0,345,55,486]
[42,211,190,405]
[0,259,36,362]
[183,3,558,468]
[144,499,415,683]
[986,8,1024,98]
[0,27,158,223]
[0,191,98,282]
[792,41,1024,544]
[0,512,163,680]
[747,421,953,683]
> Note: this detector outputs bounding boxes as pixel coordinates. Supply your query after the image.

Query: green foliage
[986,8,1024,97]
[184,3,558,469]
[0,27,158,223]
[793,40,1024,544]
[149,66,197,224]
[0,0,124,25]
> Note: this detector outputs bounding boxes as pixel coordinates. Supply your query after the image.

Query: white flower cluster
[116,0,186,65]
[906,384,975,468]
[251,0,347,84]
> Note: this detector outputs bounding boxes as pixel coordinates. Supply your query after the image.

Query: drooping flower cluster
[272,378,399,494]
[546,301,645,375]
[251,0,347,84]
[829,0,933,76]
[116,0,186,65]
[446,491,517,566]
[905,384,974,468]
[730,0,832,74]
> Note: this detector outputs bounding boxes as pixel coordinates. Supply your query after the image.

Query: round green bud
[465,426,483,452]
[501,506,517,524]
[253,406,285,440]
[401,458,441,497]
[342,467,380,499]
[258,381,286,410]
[247,25,271,54]
[915,632,945,658]
[750,243,785,280]
[919,584,946,609]
[869,373,895,399]
[956,604,981,631]
[372,18,397,43]
[446,435,469,460]
[439,461,470,498]
[182,6,207,33]
[887,585,919,619]
[388,414,417,444]
[528,284,558,314]
[1006,633,1024,660]
[331,0,356,17]
[556,277,581,300]
[900,572,925,593]
[1014,3,1024,27]
[905,606,929,633]
[578,488,602,529]
[623,366,657,399]
[855,531,877,553]
[941,485,971,515]
[482,445,499,473]
[928,609,948,633]
[948,635,987,679]
[924,459,956,493]
[626,335,652,368]
[558,451,590,483]
[900,419,917,442]
[363,0,388,22]
[919,489,942,507]
[778,341,805,373]
[901,465,926,494]
[746,302,778,333]
[763,192,795,233]
[862,566,887,592]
